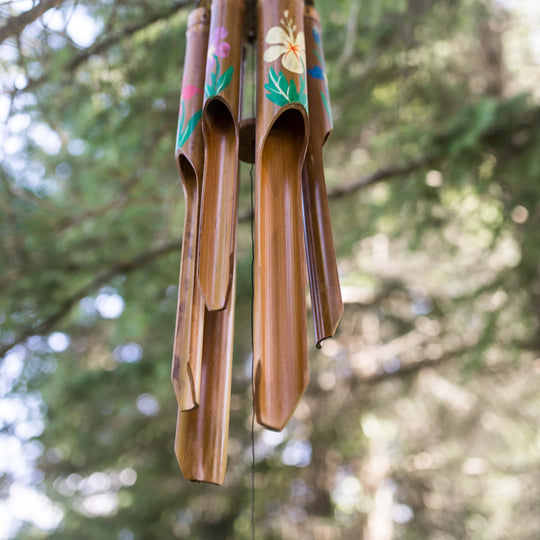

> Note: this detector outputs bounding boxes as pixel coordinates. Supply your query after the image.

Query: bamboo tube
[172,7,210,411]
[254,0,309,431]
[302,4,343,347]
[175,265,236,485]
[197,0,245,311]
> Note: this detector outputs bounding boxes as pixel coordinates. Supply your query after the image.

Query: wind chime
[172,0,342,485]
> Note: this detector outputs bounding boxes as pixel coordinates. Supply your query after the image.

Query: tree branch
[0,0,64,44]
[0,239,182,359]
[67,1,192,72]
[354,344,472,386]
[20,1,193,94]
[327,156,434,198]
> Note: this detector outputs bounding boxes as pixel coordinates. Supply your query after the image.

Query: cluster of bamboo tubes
[172,0,342,485]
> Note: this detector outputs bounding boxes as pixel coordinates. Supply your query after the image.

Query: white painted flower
[263,10,305,74]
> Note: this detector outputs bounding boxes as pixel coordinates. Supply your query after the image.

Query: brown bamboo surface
[198,0,245,311]
[254,0,309,431]
[171,7,209,412]
[175,230,237,485]
[302,5,343,347]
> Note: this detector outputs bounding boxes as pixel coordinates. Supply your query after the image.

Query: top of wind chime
[171,0,342,485]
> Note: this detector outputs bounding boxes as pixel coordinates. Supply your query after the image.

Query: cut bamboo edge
[253,104,310,431]
[175,263,236,485]
[172,154,204,411]
[302,4,343,348]
[198,96,239,311]
[197,0,245,312]
[253,0,310,432]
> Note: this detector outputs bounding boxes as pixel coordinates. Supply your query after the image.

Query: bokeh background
[1,0,539,538]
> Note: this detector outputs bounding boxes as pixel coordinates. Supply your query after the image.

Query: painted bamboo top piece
[203,0,245,109]
[304,4,332,140]
[257,1,309,148]
[175,7,210,159]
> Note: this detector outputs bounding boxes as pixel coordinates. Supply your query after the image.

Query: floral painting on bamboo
[205,26,234,99]
[263,10,308,109]
[176,77,203,151]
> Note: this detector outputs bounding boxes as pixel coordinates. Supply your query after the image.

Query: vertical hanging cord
[249,38,256,540]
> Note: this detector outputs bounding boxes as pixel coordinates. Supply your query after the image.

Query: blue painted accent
[307,66,324,80]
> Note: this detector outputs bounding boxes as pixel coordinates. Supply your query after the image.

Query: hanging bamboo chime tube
[253,0,310,431]
[175,259,237,484]
[171,6,210,412]
[302,3,343,347]
[197,0,245,311]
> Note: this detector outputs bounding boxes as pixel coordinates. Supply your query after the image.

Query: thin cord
[249,40,256,540]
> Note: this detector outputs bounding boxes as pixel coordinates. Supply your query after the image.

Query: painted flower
[181,84,202,101]
[204,26,234,99]
[207,26,230,70]
[263,10,305,74]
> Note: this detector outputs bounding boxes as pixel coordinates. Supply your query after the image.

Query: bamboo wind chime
[172,0,342,485]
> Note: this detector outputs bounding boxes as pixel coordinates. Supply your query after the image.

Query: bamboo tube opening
[255,105,309,432]
[198,97,239,311]
[264,108,306,148]
[172,153,201,411]
[177,154,196,190]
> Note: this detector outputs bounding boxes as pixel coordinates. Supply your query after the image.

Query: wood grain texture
[198,0,245,311]
[302,5,343,347]
[175,224,237,485]
[254,0,309,431]
[171,7,209,411]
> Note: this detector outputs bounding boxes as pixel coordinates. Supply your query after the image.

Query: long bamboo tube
[175,263,236,485]
[302,4,343,347]
[197,0,245,311]
[172,7,210,411]
[254,0,309,431]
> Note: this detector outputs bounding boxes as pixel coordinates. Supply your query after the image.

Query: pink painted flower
[181,84,202,101]
[207,26,230,69]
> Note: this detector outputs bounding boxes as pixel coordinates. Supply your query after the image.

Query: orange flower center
[286,40,300,58]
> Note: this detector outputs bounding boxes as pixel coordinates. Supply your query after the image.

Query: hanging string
[249,36,256,540]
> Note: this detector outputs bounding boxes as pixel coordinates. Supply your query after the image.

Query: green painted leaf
[277,72,289,96]
[265,93,290,107]
[321,90,333,125]
[264,67,308,109]
[288,79,299,102]
[177,109,202,148]
[217,66,234,94]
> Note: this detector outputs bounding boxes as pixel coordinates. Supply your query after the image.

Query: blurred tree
[0,0,539,539]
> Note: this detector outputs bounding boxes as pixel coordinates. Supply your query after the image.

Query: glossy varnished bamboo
[302,5,343,347]
[254,0,309,431]
[175,263,236,485]
[197,0,245,311]
[172,7,210,411]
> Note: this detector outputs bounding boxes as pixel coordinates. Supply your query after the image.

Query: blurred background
[1,0,539,538]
